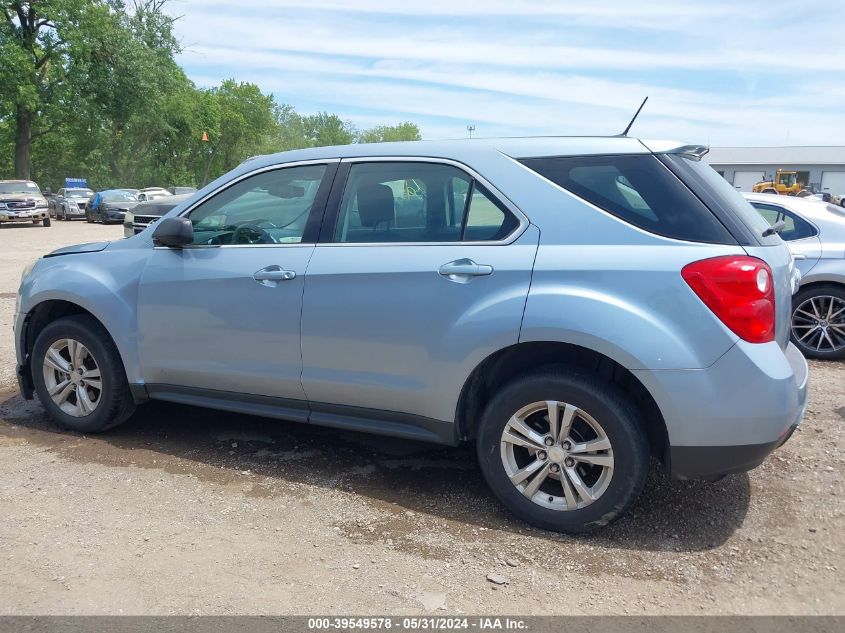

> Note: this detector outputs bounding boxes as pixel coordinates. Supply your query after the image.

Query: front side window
[334,162,518,243]
[521,154,736,244]
[749,202,817,241]
[187,164,327,245]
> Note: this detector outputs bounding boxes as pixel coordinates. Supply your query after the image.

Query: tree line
[0,0,421,191]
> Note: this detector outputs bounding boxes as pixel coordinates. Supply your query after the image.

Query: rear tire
[31,315,136,432]
[475,368,649,533]
[791,285,845,360]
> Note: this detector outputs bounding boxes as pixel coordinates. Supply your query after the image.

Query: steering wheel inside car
[232,224,275,245]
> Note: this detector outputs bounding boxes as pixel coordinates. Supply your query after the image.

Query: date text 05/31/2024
[307,617,528,630]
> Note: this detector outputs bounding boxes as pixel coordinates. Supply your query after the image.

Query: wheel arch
[20,293,141,391]
[455,341,669,464]
[796,277,845,293]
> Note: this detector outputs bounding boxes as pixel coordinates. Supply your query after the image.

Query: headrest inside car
[357,183,394,228]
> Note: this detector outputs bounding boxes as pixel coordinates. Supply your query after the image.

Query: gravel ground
[0,220,843,615]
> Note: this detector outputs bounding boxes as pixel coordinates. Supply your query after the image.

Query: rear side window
[333,162,519,243]
[520,154,736,244]
[749,202,817,241]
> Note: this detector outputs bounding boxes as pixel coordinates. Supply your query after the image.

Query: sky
[172,0,845,146]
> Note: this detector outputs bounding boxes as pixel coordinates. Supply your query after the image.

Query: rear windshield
[102,190,138,202]
[661,154,780,246]
[520,154,735,244]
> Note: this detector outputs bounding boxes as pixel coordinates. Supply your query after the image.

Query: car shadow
[0,391,750,553]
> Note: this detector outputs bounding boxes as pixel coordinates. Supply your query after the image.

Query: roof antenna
[619,96,648,137]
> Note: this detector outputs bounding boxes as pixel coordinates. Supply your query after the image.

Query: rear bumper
[668,423,798,480]
[634,340,808,480]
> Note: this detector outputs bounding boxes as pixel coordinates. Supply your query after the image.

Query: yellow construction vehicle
[752,170,807,196]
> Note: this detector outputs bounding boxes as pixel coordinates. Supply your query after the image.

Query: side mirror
[152,216,193,247]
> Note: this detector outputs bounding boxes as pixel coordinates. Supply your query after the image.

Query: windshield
[0,181,40,195]
[102,191,139,202]
[67,189,94,198]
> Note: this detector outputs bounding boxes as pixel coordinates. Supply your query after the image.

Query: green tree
[0,0,87,178]
[357,121,421,144]
[1,1,424,189]
[302,112,355,147]
[199,79,275,185]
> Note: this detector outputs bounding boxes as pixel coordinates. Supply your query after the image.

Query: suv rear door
[299,158,539,438]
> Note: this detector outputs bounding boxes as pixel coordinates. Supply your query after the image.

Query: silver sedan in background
[744,192,845,359]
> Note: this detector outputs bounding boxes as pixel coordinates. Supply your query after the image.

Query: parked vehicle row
[0,180,51,226]
[15,137,808,533]
[46,185,197,224]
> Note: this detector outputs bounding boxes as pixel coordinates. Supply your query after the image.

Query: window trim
[318,156,529,247]
[164,158,340,249]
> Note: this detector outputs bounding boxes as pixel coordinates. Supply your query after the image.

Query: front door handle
[253,265,296,286]
[439,258,494,282]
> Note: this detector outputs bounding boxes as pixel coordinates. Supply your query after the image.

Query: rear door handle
[439,258,494,281]
[253,265,296,286]
[792,253,807,260]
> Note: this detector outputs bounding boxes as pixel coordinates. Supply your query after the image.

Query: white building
[703,146,845,195]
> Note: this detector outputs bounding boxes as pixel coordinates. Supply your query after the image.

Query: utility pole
[467,124,475,139]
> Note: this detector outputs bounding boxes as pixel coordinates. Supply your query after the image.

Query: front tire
[476,368,649,533]
[31,315,136,432]
[791,285,845,359]
[42,217,51,227]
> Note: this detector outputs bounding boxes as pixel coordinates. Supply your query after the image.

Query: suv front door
[137,161,336,410]
[300,159,539,439]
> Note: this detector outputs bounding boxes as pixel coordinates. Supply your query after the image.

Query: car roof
[240,136,694,170]
[0,179,36,184]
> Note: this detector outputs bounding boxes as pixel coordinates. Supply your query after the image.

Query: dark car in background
[53,187,95,221]
[124,193,191,237]
[87,189,139,224]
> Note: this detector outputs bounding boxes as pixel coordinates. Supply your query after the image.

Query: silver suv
[14,137,808,533]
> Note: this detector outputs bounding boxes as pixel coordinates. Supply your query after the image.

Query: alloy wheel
[42,338,103,417]
[792,295,845,353]
[499,400,614,511]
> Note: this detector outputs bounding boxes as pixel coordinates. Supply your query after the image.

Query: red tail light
[681,256,775,344]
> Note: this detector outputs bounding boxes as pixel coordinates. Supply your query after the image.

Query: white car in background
[744,193,845,359]
[137,187,173,202]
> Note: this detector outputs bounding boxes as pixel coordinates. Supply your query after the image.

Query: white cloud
[171,0,845,145]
